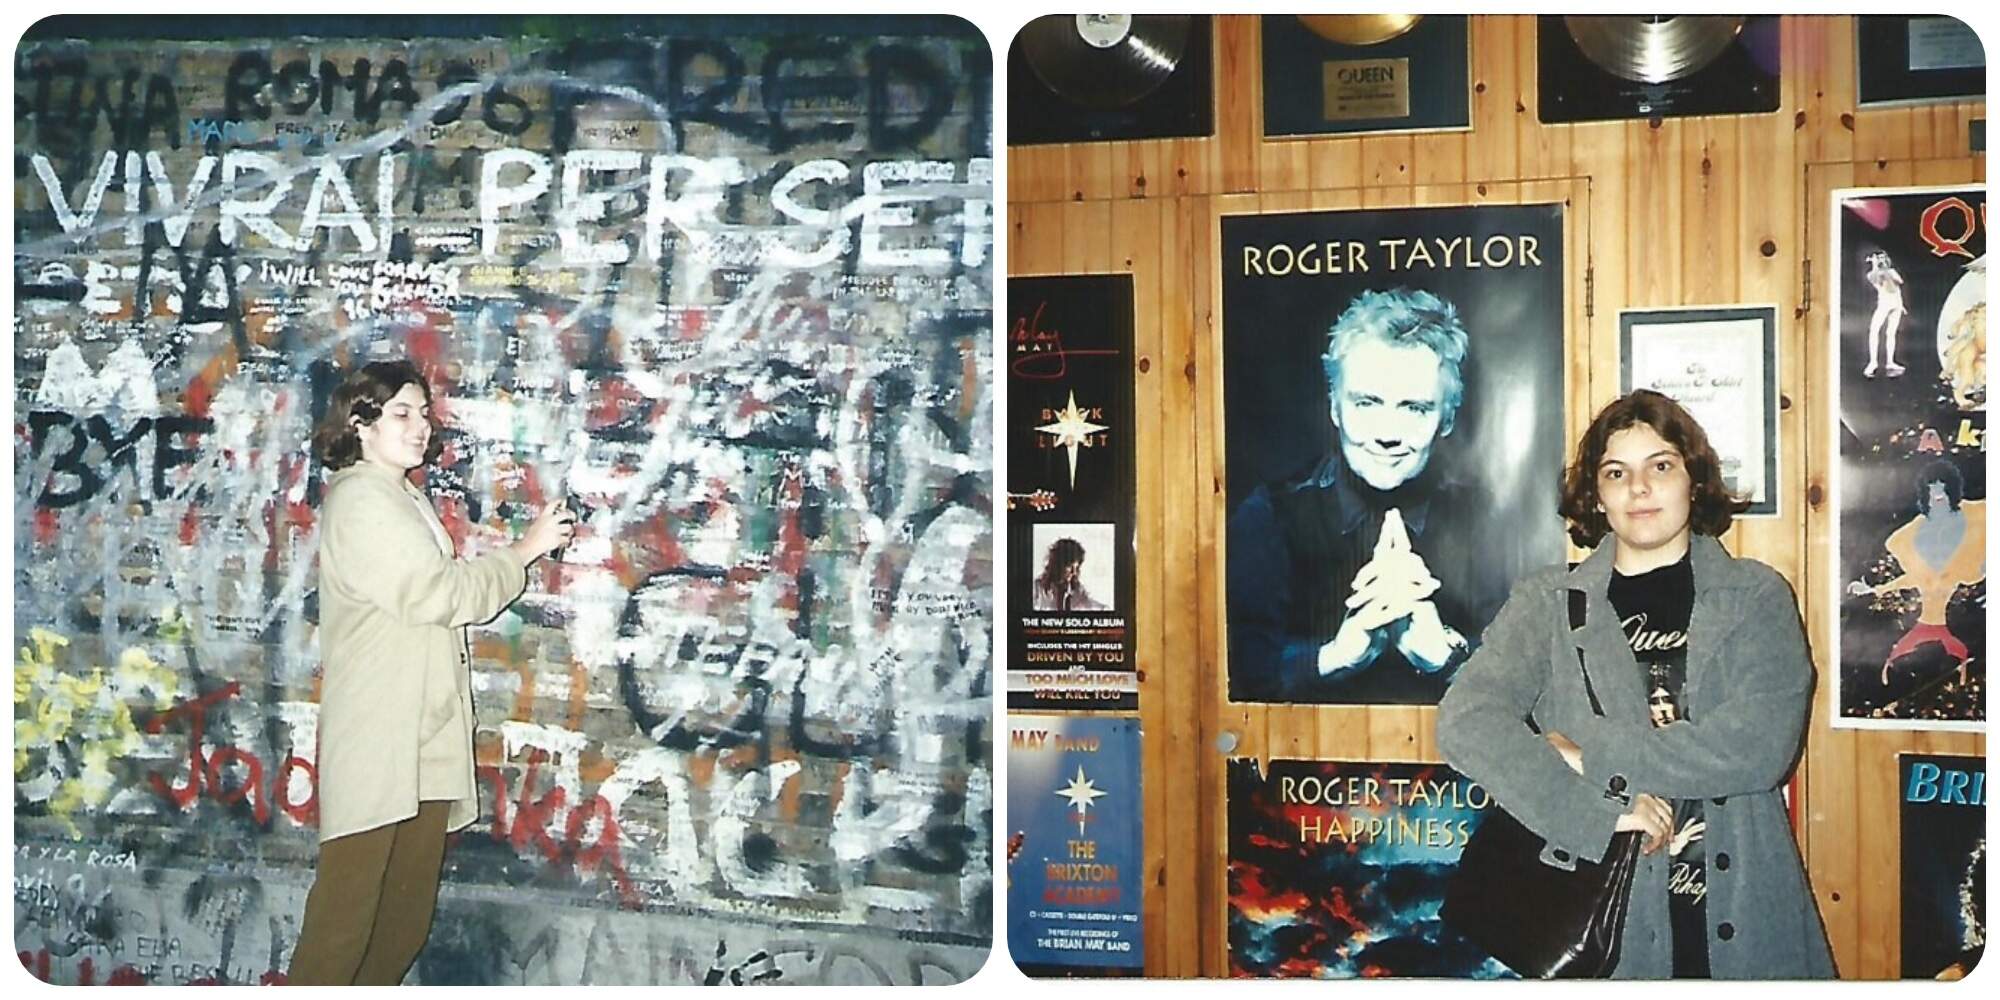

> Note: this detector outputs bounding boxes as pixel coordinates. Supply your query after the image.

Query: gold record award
[1322,57,1412,120]
[1266,14,1469,138]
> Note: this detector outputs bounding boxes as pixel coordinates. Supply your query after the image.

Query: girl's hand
[512,499,575,564]
[1615,793,1673,855]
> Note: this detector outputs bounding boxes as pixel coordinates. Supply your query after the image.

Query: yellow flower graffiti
[15,629,181,837]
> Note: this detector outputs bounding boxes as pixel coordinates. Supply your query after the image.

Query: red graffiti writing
[185,970,287,986]
[19,949,150,985]
[479,754,639,909]
[146,682,319,828]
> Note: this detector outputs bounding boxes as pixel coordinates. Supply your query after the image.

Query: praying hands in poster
[1317,508,1466,678]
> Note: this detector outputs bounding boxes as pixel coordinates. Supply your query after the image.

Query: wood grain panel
[1109,194,1166,980]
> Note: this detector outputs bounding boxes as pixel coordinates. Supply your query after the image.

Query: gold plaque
[1321,57,1411,120]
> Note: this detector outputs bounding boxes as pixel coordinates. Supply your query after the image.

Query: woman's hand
[510,499,576,565]
[1548,729,1672,853]
[1544,729,1584,775]
[1614,792,1673,855]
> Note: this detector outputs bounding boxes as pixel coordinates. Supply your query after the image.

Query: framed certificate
[1620,305,1780,517]
[1856,15,1985,108]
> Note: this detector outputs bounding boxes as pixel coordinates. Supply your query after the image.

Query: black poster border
[1007,274,1139,712]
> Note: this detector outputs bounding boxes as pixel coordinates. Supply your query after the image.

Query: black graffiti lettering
[24,57,179,151]
[788,665,882,759]
[25,58,69,122]
[890,816,973,875]
[545,77,587,158]
[702,941,784,985]
[223,53,271,121]
[431,60,478,125]
[866,45,951,152]
[667,39,754,142]
[29,411,100,509]
[366,59,422,123]
[178,233,243,329]
[128,225,245,333]
[49,58,107,132]
[25,411,213,508]
[273,59,317,116]
[51,57,97,127]
[104,66,144,143]
[153,417,208,500]
[138,74,181,150]
[88,413,153,498]
[481,80,534,136]
[314,59,351,116]
[315,58,422,124]
[131,223,175,319]
[762,41,859,153]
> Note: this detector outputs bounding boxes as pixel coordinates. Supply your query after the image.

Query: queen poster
[1899,753,1985,978]
[1007,715,1145,975]
[1227,759,1510,978]
[1221,205,1566,705]
[1007,275,1139,712]
[1830,185,1986,730]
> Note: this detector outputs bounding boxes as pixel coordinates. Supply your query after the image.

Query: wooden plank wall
[1005,15,1985,979]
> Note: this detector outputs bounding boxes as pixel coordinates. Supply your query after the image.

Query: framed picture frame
[1827,184,1986,731]
[1619,305,1780,517]
[1260,14,1471,139]
[1856,14,1985,108]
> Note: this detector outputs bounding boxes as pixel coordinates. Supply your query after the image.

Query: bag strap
[1566,586,1607,719]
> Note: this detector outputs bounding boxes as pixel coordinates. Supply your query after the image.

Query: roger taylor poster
[1831,185,1985,730]
[1227,758,1511,978]
[1221,204,1566,705]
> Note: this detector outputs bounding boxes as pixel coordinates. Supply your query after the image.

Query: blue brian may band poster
[1007,714,1144,974]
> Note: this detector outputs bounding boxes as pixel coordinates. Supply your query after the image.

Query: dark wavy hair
[1038,537,1085,594]
[1917,460,1965,514]
[310,360,443,470]
[1558,390,1747,548]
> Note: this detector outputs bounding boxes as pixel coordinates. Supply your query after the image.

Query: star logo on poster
[1036,390,1109,488]
[1056,765,1108,835]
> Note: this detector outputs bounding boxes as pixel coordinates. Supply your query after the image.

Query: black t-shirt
[1608,553,1709,979]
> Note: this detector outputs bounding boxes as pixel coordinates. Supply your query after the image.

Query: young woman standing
[289,360,572,985]
[1439,390,1834,978]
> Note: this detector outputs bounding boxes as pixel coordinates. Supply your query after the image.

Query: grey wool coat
[1437,535,1836,979]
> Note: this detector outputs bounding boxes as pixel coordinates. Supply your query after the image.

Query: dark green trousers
[288,800,449,985]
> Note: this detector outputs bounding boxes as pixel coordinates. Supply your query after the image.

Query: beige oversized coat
[315,461,526,843]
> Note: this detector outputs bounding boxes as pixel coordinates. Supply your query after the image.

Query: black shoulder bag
[1440,588,1643,978]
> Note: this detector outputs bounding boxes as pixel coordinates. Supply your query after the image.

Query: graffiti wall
[12,14,993,984]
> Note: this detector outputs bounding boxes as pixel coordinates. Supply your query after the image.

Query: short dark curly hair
[1557,389,1747,548]
[311,360,443,470]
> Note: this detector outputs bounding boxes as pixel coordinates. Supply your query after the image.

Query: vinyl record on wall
[1539,14,1780,123]
[1008,14,1214,145]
